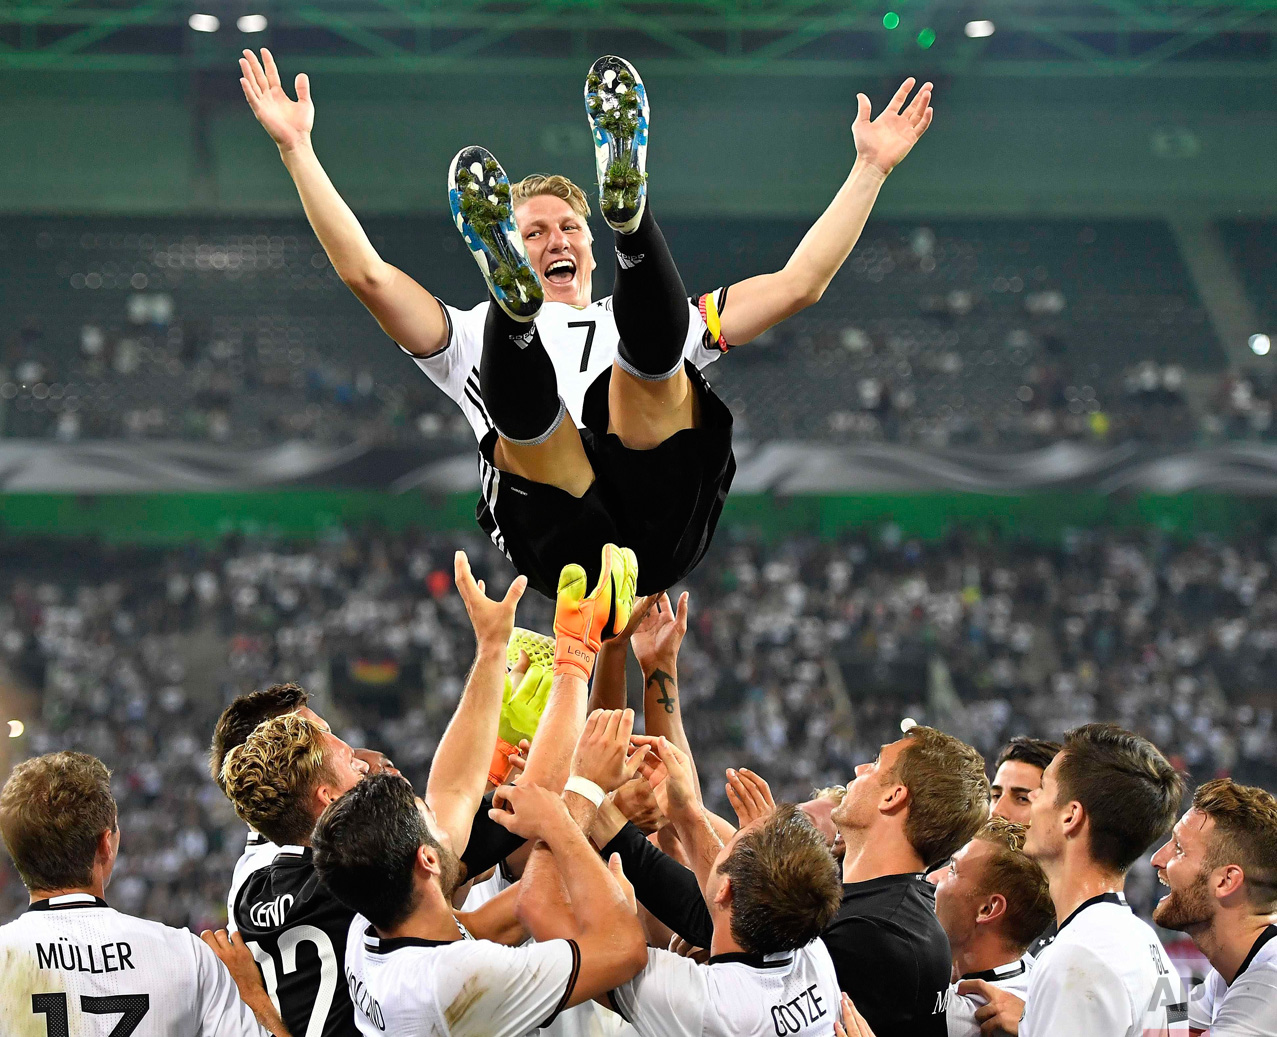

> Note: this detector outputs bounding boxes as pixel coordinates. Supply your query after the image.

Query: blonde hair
[221,713,332,846]
[511,174,592,222]
[972,817,1054,952]
[811,785,848,806]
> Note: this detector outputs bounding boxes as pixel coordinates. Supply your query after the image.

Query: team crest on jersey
[249,893,294,928]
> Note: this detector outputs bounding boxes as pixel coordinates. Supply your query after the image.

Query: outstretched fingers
[295,72,311,104]
[261,47,284,90]
[886,76,916,114]
[904,82,933,123]
[242,49,270,94]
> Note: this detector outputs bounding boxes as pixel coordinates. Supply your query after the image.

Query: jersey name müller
[609,939,842,1037]
[0,893,266,1036]
[410,294,727,444]
[1021,893,1187,1037]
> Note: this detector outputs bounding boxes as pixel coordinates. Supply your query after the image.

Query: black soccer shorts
[475,360,735,599]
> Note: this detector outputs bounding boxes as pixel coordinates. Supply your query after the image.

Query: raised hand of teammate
[455,549,528,651]
[834,992,878,1037]
[725,766,776,828]
[552,544,639,681]
[488,781,575,840]
[630,590,688,676]
[632,735,699,820]
[611,775,668,834]
[956,978,1024,1036]
[239,48,313,153]
[570,708,650,794]
[852,77,934,177]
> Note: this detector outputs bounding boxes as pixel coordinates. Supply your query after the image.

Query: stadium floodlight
[965,20,996,38]
[238,14,268,32]
[900,717,918,733]
[1251,333,1272,356]
[7,719,23,738]
[188,13,220,32]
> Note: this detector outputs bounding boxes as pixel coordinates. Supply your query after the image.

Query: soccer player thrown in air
[238,47,934,597]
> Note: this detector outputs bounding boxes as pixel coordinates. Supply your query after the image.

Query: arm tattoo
[647,669,676,714]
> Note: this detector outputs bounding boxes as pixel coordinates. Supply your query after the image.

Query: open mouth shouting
[543,257,578,287]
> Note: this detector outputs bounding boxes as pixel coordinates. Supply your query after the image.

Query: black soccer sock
[612,206,690,381]
[480,300,565,444]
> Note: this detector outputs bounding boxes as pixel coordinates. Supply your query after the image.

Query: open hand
[455,551,527,652]
[239,49,314,152]
[725,767,775,828]
[633,735,698,818]
[571,709,649,793]
[852,77,934,177]
[632,591,689,674]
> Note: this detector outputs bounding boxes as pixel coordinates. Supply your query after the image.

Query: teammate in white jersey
[238,45,934,597]
[0,751,287,1037]
[959,723,1188,1037]
[1149,778,1277,1037]
[927,817,1052,1037]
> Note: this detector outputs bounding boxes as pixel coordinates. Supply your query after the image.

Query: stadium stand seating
[0,215,1223,449]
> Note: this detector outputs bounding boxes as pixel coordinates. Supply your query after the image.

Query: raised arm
[718,78,934,346]
[631,592,701,802]
[519,545,637,794]
[238,48,448,357]
[426,552,526,855]
[490,781,647,1007]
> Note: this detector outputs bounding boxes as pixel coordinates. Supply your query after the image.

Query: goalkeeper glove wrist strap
[554,638,597,681]
[488,739,519,787]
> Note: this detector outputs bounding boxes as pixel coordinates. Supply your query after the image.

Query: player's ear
[1060,799,1084,838]
[976,893,1007,925]
[712,873,732,910]
[879,781,909,816]
[1213,862,1245,900]
[417,843,442,881]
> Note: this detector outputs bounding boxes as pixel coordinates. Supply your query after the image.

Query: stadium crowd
[2,526,1277,1036]
[3,522,1276,939]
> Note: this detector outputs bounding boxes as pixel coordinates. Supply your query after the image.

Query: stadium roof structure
[1,0,1275,77]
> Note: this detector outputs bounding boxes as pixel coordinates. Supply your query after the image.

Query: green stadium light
[917,27,936,48]
[883,11,900,29]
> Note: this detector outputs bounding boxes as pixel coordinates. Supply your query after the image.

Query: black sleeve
[460,790,526,878]
[601,822,713,949]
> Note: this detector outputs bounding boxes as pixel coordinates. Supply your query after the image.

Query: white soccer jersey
[344,916,581,1037]
[1187,925,1277,1036]
[608,940,841,1037]
[226,830,279,934]
[946,955,1034,1037]
[0,893,267,1037]
[1021,893,1188,1037]
[459,870,635,1037]
[412,293,727,445]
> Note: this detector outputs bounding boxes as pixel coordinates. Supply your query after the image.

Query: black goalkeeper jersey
[233,845,359,1037]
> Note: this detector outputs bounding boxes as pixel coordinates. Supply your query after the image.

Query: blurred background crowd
[3,522,1274,930]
